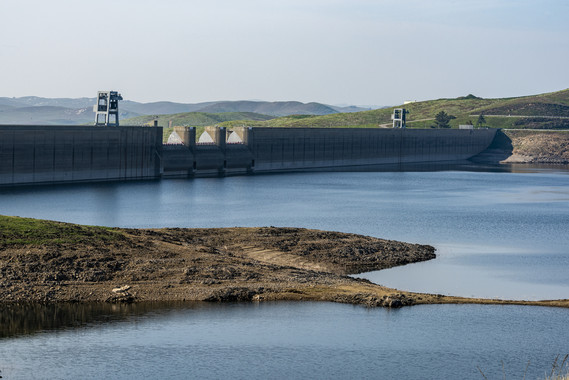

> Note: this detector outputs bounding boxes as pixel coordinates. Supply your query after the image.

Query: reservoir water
[1,163,568,379]
[1,302,568,380]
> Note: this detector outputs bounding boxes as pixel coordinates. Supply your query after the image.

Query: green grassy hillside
[123,111,274,127]
[124,89,569,143]
[215,89,569,130]
[122,111,275,141]
[197,100,338,116]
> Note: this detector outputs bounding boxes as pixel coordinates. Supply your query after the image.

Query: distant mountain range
[0,96,372,125]
[196,101,338,116]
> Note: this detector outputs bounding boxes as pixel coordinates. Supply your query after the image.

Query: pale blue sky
[1,0,568,106]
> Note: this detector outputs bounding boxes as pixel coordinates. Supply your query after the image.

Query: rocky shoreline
[473,129,569,164]
[1,216,568,308]
[502,130,569,164]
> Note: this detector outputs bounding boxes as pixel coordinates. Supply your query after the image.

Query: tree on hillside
[434,111,456,128]
[458,94,482,100]
[476,114,486,128]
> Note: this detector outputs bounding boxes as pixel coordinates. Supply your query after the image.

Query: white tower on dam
[391,108,407,129]
[94,91,123,126]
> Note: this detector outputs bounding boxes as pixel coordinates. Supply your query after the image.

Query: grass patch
[0,215,123,247]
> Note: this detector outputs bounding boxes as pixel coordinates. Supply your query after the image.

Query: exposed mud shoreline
[1,216,568,308]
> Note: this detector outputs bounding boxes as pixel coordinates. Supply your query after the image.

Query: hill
[0,97,205,124]
[215,89,569,130]
[329,105,374,113]
[123,111,274,127]
[0,96,95,109]
[197,100,338,116]
[119,100,217,115]
[0,97,370,125]
[3,89,568,129]
[122,111,275,141]
[0,105,138,125]
[198,101,371,116]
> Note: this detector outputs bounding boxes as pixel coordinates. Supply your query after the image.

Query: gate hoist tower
[94,91,123,126]
[391,108,407,129]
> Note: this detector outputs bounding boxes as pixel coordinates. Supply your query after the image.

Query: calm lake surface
[1,163,568,379]
[1,302,568,380]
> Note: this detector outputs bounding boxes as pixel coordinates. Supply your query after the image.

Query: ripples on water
[1,302,568,380]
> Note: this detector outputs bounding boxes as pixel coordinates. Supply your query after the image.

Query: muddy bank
[1,216,568,308]
[0,217,435,307]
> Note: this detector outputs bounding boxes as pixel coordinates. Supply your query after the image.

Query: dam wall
[0,125,497,185]
[0,125,162,186]
[164,127,497,176]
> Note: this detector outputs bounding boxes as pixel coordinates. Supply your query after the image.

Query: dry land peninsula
[1,215,568,309]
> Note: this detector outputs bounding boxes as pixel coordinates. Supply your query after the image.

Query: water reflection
[280,161,569,174]
[0,301,206,339]
[1,302,568,380]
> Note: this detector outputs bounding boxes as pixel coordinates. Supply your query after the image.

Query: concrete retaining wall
[164,127,497,176]
[0,125,496,186]
[247,128,496,171]
[0,125,162,186]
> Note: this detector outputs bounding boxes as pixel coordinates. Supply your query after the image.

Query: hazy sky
[1,0,568,106]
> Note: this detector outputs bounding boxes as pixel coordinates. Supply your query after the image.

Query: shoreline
[1,216,568,309]
[472,129,569,164]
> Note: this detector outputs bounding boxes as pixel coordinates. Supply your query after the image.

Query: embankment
[1,215,568,309]
[473,129,569,164]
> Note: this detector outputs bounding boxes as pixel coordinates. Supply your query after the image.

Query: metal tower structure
[94,91,123,126]
[391,108,407,128]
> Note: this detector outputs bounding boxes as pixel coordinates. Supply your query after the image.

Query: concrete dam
[0,125,162,186]
[162,126,497,177]
[0,124,497,186]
